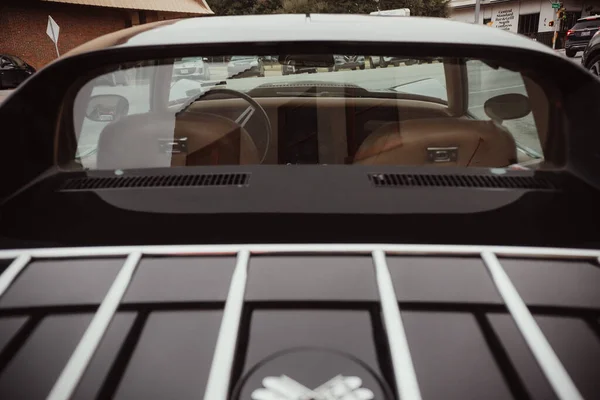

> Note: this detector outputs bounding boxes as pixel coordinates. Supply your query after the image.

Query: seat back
[354,118,517,167]
[96,111,259,170]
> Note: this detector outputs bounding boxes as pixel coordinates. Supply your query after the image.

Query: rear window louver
[368,173,555,190]
[60,173,250,191]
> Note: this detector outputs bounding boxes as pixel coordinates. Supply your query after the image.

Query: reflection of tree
[280,0,328,13]
[209,0,449,17]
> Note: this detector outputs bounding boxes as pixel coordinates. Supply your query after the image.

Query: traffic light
[558,6,567,20]
[548,20,554,27]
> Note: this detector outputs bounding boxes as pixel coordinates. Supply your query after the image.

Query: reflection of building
[0,0,212,69]
[449,0,600,48]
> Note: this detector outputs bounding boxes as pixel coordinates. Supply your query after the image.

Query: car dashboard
[186,96,453,165]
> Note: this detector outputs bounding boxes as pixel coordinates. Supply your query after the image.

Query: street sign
[46,15,60,57]
[552,3,560,9]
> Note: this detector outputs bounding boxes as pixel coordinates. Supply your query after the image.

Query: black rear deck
[0,245,598,400]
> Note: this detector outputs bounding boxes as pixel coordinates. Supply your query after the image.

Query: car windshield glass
[573,19,600,29]
[71,54,549,171]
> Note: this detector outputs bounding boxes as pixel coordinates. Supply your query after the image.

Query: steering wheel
[177,88,272,164]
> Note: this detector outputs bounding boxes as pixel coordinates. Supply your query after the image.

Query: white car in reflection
[173,57,211,81]
[332,55,366,71]
[368,56,417,68]
[227,56,265,78]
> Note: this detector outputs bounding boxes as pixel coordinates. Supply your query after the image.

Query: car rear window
[70,54,550,171]
[573,19,600,29]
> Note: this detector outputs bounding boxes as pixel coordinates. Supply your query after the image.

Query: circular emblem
[231,347,392,399]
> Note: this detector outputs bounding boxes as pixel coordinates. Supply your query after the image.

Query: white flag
[46,16,60,44]
[46,16,60,57]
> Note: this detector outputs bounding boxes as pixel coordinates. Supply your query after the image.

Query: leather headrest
[484,93,531,123]
[97,113,176,170]
[354,118,517,167]
[97,111,260,170]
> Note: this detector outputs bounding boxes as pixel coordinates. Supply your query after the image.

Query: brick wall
[0,0,130,69]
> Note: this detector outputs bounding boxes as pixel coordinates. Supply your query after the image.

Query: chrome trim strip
[481,252,583,400]
[46,252,142,400]
[0,244,598,259]
[0,255,30,298]
[203,250,250,400]
[373,250,422,400]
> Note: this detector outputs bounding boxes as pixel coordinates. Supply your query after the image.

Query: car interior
[71,55,549,171]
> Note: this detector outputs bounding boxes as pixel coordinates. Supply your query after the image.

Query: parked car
[368,56,418,68]
[0,54,35,89]
[565,15,600,57]
[282,55,317,75]
[332,55,365,71]
[2,14,600,400]
[227,55,265,78]
[582,29,600,76]
[263,55,279,65]
[173,57,210,81]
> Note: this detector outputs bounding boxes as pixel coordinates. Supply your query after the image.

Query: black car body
[582,29,600,76]
[565,15,600,57]
[0,54,35,89]
[2,14,600,400]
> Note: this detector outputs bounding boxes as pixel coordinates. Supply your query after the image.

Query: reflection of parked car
[332,55,365,71]
[282,56,317,75]
[368,56,417,68]
[582,29,600,77]
[92,68,128,86]
[173,57,211,80]
[227,56,265,78]
[0,54,35,89]
[566,15,600,58]
[263,55,279,64]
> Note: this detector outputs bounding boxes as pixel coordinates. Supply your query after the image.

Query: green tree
[279,0,328,13]
[207,0,449,17]
[254,0,284,14]
[209,0,256,15]
[369,0,449,17]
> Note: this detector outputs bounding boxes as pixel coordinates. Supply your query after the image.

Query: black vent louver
[61,173,250,191]
[368,173,555,190]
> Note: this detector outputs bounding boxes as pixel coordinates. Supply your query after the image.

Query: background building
[0,0,212,69]
[449,0,600,48]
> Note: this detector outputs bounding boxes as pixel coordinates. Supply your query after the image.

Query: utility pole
[552,3,563,50]
[552,9,558,49]
[474,0,481,24]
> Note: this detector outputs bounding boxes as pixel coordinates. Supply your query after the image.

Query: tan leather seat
[353,118,517,167]
[97,111,260,170]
